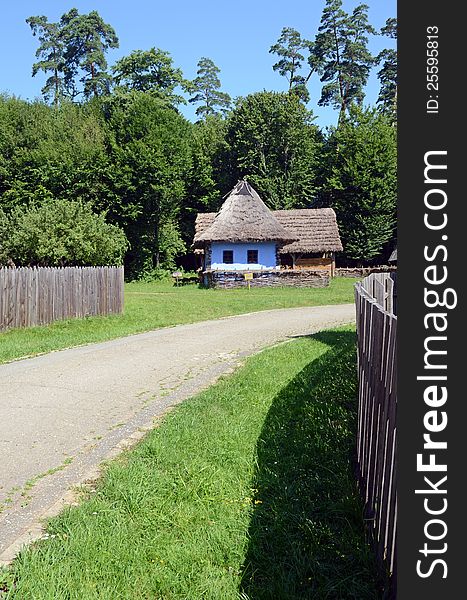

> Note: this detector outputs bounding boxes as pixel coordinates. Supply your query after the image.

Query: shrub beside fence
[355,272,397,597]
[0,266,124,332]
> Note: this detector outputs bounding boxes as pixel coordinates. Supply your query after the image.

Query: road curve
[0,303,355,560]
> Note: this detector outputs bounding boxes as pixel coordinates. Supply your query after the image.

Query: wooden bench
[172,272,199,286]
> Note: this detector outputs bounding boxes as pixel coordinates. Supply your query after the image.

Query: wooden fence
[355,273,397,597]
[0,266,124,332]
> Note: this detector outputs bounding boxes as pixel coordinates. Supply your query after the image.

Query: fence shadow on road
[239,330,382,600]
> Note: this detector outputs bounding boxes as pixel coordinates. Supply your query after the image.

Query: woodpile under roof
[192,180,297,248]
[194,193,343,254]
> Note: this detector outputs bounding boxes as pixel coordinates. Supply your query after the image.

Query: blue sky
[0,0,396,128]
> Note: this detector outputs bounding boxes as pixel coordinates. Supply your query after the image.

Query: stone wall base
[204,269,330,289]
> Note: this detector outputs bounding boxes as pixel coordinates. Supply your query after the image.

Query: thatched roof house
[193,180,343,283]
[194,207,343,255]
[193,180,296,247]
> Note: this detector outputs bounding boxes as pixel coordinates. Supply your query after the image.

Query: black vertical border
[398,1,465,598]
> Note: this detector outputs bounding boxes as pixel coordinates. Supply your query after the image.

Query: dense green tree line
[0,1,397,277]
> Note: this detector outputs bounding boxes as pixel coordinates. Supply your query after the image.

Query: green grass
[0,277,358,365]
[0,326,380,600]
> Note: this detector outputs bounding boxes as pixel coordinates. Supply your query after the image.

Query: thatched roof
[274,209,343,253]
[194,206,343,254]
[192,180,297,248]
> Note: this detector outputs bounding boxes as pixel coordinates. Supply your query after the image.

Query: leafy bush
[135,267,173,283]
[1,198,128,266]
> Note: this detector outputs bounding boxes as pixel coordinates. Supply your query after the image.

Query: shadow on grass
[240,330,381,600]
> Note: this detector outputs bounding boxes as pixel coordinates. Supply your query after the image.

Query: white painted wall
[209,242,278,271]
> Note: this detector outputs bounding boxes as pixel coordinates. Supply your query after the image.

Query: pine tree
[62,9,119,99]
[26,16,67,106]
[188,58,231,119]
[27,9,119,101]
[269,27,310,102]
[376,18,397,120]
[309,0,375,123]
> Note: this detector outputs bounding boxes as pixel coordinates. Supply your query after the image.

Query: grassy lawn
[0,326,380,600]
[0,277,358,365]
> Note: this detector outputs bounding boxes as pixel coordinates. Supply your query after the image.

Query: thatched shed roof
[192,180,297,248]
[194,206,343,254]
[274,208,343,253]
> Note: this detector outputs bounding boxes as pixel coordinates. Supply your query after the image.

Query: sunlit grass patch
[0,325,379,599]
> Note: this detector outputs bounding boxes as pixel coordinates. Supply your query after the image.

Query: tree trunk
[333,23,346,126]
[53,46,59,107]
[91,62,97,97]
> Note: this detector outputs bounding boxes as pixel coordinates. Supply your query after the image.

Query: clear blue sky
[0,0,396,128]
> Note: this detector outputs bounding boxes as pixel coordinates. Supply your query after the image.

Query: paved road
[0,304,355,560]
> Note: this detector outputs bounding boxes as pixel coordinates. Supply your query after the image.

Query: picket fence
[355,273,397,597]
[0,266,124,332]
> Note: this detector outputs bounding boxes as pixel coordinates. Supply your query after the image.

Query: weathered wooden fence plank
[355,272,397,598]
[0,266,124,332]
